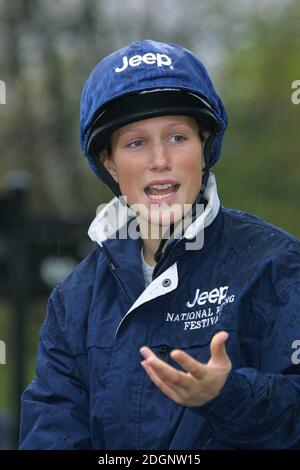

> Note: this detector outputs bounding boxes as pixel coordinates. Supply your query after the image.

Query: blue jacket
[19,174,300,450]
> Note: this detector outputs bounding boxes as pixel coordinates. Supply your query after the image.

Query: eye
[127,139,145,149]
[169,134,187,143]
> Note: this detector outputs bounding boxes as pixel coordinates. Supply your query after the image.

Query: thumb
[209,331,230,367]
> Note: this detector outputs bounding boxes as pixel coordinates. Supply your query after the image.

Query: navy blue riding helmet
[80,39,228,198]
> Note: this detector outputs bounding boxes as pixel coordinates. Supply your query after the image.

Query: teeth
[149,183,173,190]
[148,192,175,200]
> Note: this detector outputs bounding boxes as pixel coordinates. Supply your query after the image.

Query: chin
[147,206,184,228]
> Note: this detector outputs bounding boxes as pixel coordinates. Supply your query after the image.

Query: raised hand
[140,331,232,407]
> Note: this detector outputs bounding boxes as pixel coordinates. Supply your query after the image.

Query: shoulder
[45,246,104,342]
[60,245,103,294]
[220,207,300,301]
[221,206,300,254]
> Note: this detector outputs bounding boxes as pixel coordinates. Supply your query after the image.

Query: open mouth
[144,182,180,200]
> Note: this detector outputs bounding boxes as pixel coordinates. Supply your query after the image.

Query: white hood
[88,173,220,246]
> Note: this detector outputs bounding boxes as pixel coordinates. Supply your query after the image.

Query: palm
[140,331,232,407]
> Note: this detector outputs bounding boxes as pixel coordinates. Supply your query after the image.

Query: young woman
[20,39,300,450]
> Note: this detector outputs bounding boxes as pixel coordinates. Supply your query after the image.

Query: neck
[142,237,161,267]
[138,218,168,267]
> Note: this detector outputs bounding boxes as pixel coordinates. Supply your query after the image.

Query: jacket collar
[88,173,220,246]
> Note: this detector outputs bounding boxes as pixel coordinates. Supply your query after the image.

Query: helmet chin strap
[153,133,215,264]
[197,132,215,204]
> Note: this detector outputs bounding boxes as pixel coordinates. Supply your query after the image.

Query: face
[101,115,206,228]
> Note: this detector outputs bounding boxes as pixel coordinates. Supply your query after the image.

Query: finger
[141,361,183,403]
[210,331,230,366]
[140,346,156,360]
[170,349,206,379]
[142,354,187,387]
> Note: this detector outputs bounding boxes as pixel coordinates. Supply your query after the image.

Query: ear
[203,129,210,139]
[99,150,119,183]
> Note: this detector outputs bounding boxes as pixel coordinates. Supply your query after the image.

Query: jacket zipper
[99,244,132,305]
[153,239,181,279]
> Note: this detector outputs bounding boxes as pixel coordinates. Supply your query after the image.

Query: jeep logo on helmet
[115,52,172,73]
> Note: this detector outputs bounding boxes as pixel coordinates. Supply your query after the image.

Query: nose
[149,142,171,171]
